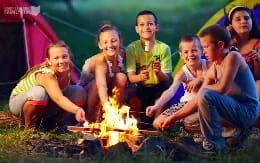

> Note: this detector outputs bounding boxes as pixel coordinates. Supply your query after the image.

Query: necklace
[105,54,124,78]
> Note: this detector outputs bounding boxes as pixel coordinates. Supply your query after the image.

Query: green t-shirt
[126,40,172,86]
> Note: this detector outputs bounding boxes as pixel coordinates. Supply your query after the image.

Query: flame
[84,87,139,147]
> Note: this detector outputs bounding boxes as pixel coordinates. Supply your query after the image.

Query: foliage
[39,0,228,68]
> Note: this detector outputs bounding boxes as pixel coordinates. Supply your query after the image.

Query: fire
[84,87,139,147]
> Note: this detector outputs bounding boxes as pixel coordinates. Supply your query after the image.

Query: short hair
[199,24,231,49]
[179,34,201,51]
[135,10,158,25]
[224,6,260,39]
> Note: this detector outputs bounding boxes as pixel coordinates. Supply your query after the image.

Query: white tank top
[180,59,207,102]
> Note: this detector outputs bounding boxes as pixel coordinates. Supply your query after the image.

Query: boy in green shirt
[126,10,172,129]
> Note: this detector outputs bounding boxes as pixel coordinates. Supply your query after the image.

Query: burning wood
[68,87,159,148]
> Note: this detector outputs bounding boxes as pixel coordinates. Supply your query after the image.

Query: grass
[0,126,259,162]
[1,0,260,161]
[0,99,8,112]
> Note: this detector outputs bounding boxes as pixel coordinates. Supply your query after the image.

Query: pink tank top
[241,39,260,73]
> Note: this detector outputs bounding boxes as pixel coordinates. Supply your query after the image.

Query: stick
[129,111,145,114]
[67,126,159,136]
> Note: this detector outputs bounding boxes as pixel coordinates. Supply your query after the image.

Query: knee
[65,85,87,102]
[115,73,127,88]
[197,88,213,105]
[153,116,163,130]
[30,86,49,101]
[153,119,160,130]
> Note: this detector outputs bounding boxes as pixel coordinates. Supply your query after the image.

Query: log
[67,126,159,136]
[0,111,23,128]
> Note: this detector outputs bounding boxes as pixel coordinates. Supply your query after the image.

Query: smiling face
[98,30,121,57]
[231,10,252,35]
[179,40,202,66]
[47,46,71,73]
[135,14,158,40]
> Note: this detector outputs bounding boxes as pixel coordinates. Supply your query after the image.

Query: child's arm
[185,60,213,92]
[158,98,198,131]
[153,60,170,82]
[127,70,149,83]
[146,70,185,117]
[155,46,172,83]
[204,52,241,93]
[249,49,260,78]
[185,77,204,93]
[95,58,109,105]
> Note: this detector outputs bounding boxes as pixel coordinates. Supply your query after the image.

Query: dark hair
[224,6,260,39]
[135,10,158,25]
[179,34,201,51]
[21,40,71,79]
[199,24,231,49]
[97,21,121,44]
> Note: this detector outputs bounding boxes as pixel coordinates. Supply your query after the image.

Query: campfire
[68,87,158,150]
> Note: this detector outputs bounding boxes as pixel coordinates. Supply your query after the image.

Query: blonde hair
[21,40,71,79]
[179,34,201,52]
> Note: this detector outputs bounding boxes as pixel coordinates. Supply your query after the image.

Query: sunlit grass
[0,99,8,112]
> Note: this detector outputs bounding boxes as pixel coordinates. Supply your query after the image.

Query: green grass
[0,127,259,162]
[2,1,260,161]
[0,99,9,112]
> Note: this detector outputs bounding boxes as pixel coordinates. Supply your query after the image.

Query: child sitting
[126,10,172,128]
[146,35,211,131]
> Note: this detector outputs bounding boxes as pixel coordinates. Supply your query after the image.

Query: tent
[0,0,79,100]
[198,0,260,33]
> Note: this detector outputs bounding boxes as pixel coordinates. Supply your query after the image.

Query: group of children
[9,6,260,154]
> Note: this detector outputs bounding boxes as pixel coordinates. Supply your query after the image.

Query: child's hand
[75,108,86,122]
[103,101,112,111]
[185,78,203,93]
[139,69,149,81]
[146,106,156,117]
[158,116,176,131]
[226,24,233,32]
[152,60,161,73]
[248,50,260,62]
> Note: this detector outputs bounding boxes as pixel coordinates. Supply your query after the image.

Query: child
[9,41,87,130]
[159,24,260,153]
[79,23,127,122]
[146,35,211,130]
[126,10,172,128]
[224,5,260,98]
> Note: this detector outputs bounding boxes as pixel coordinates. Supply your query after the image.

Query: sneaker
[193,133,204,143]
[225,128,251,148]
[202,140,227,155]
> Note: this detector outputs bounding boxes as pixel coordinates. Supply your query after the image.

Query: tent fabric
[0,22,26,83]
[0,0,79,86]
[197,0,260,34]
